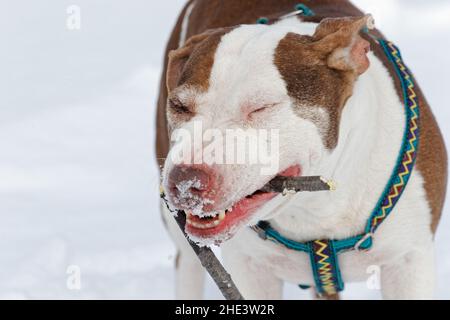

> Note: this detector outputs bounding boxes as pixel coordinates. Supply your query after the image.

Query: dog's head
[162,15,374,245]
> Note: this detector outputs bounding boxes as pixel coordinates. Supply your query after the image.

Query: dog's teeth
[192,222,203,229]
[186,210,226,229]
[192,221,214,229]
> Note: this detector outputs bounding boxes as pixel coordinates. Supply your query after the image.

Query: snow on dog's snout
[166,164,220,216]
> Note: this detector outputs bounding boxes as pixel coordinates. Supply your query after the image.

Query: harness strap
[256,3,314,25]
[309,240,343,296]
[364,40,420,237]
[253,221,366,295]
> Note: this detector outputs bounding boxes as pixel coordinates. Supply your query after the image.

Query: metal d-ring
[354,233,374,251]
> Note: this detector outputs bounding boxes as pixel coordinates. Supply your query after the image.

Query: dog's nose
[170,166,211,193]
[168,165,218,211]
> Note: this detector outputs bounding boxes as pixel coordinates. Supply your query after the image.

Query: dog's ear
[166,31,214,92]
[312,14,375,75]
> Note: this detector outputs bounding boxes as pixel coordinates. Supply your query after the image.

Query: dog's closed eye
[248,103,279,117]
[169,98,193,115]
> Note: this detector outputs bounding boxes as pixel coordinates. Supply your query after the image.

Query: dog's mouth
[185,190,276,237]
[185,165,301,244]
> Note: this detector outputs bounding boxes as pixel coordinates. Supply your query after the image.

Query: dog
[156,0,447,299]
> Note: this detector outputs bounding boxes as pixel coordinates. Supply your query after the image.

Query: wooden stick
[173,211,245,301]
[259,176,334,193]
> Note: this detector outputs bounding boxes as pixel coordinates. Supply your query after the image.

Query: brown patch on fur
[313,16,372,74]
[165,28,233,130]
[184,0,363,38]
[167,32,213,92]
[275,35,353,148]
[414,87,448,233]
[178,29,228,90]
[274,16,371,148]
[168,28,232,92]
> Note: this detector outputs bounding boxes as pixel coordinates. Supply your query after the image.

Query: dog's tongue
[278,165,301,177]
[233,192,276,214]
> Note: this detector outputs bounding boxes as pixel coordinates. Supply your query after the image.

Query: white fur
[178,1,196,48]
[163,18,435,299]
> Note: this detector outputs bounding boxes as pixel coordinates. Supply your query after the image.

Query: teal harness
[253,7,421,297]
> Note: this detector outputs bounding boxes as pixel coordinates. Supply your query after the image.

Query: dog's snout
[167,165,219,211]
[169,166,211,193]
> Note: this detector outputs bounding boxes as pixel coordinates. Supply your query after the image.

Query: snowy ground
[0,0,449,299]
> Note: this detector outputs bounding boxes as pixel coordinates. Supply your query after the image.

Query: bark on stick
[259,176,334,193]
[173,212,245,301]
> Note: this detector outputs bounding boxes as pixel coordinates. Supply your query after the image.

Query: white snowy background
[0,0,449,299]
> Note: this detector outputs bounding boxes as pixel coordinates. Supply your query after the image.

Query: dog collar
[252,37,421,297]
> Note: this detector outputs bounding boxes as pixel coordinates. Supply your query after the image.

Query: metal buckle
[279,10,303,20]
[251,224,268,240]
[354,233,373,252]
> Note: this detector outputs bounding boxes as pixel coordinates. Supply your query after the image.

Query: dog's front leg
[222,249,283,300]
[380,244,435,299]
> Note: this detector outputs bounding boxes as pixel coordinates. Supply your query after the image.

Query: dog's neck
[268,50,406,242]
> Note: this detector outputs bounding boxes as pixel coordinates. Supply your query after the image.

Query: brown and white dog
[156,0,447,299]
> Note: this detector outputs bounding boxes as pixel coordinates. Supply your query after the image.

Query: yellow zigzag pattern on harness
[372,42,419,228]
[314,240,337,294]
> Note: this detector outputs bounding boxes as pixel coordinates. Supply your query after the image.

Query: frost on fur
[172,178,215,216]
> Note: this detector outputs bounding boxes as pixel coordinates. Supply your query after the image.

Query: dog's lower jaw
[186,191,277,246]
